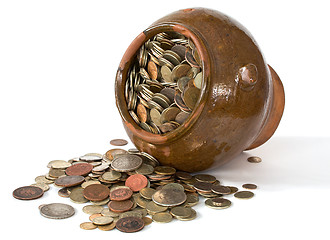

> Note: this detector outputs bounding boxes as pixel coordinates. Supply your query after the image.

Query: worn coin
[152,187,187,207]
[105,148,128,161]
[234,191,254,199]
[139,187,156,200]
[101,170,121,182]
[170,206,193,218]
[146,201,168,214]
[111,154,143,172]
[247,156,262,163]
[49,160,71,169]
[152,212,173,223]
[81,180,101,189]
[211,185,231,195]
[90,198,110,206]
[154,166,176,175]
[82,205,104,215]
[228,186,239,194]
[58,187,71,198]
[110,139,128,146]
[65,163,93,176]
[116,217,145,233]
[108,199,134,213]
[48,168,66,178]
[135,163,154,175]
[83,184,110,201]
[30,182,50,192]
[35,175,54,184]
[110,187,133,201]
[193,182,213,193]
[80,222,97,230]
[142,216,153,226]
[194,174,217,183]
[70,187,88,203]
[176,208,197,221]
[205,198,231,209]
[92,216,114,225]
[242,183,257,190]
[125,174,148,192]
[98,222,116,231]
[40,203,75,219]
[13,186,44,200]
[55,175,85,187]
[89,213,103,221]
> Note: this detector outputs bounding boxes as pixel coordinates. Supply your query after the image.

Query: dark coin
[247,156,262,163]
[116,217,145,233]
[234,191,255,199]
[194,174,216,183]
[110,187,133,201]
[83,184,110,201]
[242,183,257,190]
[110,139,128,146]
[108,199,134,213]
[211,185,231,195]
[175,171,192,180]
[65,163,93,176]
[58,187,71,198]
[54,175,85,187]
[13,186,44,200]
[193,182,213,193]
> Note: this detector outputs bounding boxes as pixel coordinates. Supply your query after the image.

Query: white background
[1,0,329,239]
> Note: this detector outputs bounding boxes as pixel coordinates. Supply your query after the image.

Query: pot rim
[115,22,211,144]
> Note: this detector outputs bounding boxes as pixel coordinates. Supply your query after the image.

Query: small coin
[58,187,71,198]
[110,187,133,201]
[194,72,202,89]
[175,171,192,180]
[193,182,213,193]
[142,216,153,226]
[194,174,217,183]
[69,187,88,203]
[242,183,257,190]
[111,154,143,172]
[139,188,156,200]
[98,222,116,231]
[80,222,97,230]
[49,160,71,169]
[211,185,231,195]
[101,170,121,181]
[228,186,239,194]
[176,208,197,221]
[247,156,262,163]
[135,163,154,175]
[89,213,103,221]
[162,183,185,192]
[82,205,104,215]
[83,184,110,201]
[40,203,75,219]
[154,166,176,175]
[146,201,168,214]
[125,174,148,192]
[205,198,231,209]
[175,111,190,124]
[183,86,200,110]
[170,206,193,218]
[110,139,128,146]
[30,182,50,192]
[48,168,66,178]
[55,175,85,187]
[152,212,173,223]
[234,191,254,199]
[134,194,150,208]
[105,148,128,161]
[92,216,114,226]
[108,199,134,213]
[152,188,187,207]
[65,163,93,176]
[81,180,101,189]
[79,155,102,162]
[13,186,44,200]
[116,217,145,233]
[35,175,54,184]
[90,198,110,206]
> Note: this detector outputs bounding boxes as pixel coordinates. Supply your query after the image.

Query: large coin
[13,186,44,200]
[39,203,75,219]
[234,191,254,199]
[65,163,93,176]
[55,175,85,187]
[83,184,110,201]
[108,199,133,213]
[110,187,133,201]
[152,212,173,223]
[111,154,143,172]
[70,187,88,203]
[152,187,187,207]
[116,217,145,233]
[125,174,148,192]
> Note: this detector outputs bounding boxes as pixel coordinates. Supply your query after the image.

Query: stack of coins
[125,31,203,134]
[13,138,259,233]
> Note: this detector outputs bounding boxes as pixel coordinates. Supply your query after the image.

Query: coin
[89,213,103,221]
[194,72,202,89]
[228,186,239,194]
[13,186,44,200]
[98,222,116,231]
[58,187,70,198]
[205,198,231,209]
[90,198,110,206]
[175,111,190,124]
[125,174,148,192]
[111,154,143,172]
[139,187,156,200]
[176,208,197,221]
[48,168,66,178]
[146,201,168,214]
[80,222,97,230]
[134,194,150,208]
[110,139,128,146]
[147,61,158,80]
[242,183,257,190]
[81,180,101,189]
[39,203,75,219]
[79,155,102,162]
[170,206,192,218]
[142,216,153,226]
[194,174,217,183]
[110,187,133,201]
[101,208,119,217]
[152,187,187,207]
[234,191,254,199]
[92,216,114,225]
[135,163,154,175]
[83,184,110,201]
[101,170,121,182]
[211,185,231,195]
[136,103,148,123]
[70,187,88,203]
[108,199,133,213]
[35,175,54,184]
[82,205,104,215]
[162,183,185,192]
[30,182,50,192]
[55,175,85,187]
[116,217,144,233]
[49,160,71,169]
[247,156,262,163]
[154,166,176,175]
[183,86,200,110]
[65,163,93,176]
[105,148,127,161]
[152,212,173,223]
[193,182,213,193]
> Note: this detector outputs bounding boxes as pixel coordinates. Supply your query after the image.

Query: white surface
[1,1,330,239]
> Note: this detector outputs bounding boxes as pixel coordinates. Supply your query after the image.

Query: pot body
[115,8,285,172]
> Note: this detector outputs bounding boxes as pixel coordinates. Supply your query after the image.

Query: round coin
[54,175,85,187]
[83,184,110,201]
[13,186,44,200]
[125,174,148,192]
[111,154,143,172]
[152,188,187,207]
[70,187,88,203]
[211,185,231,195]
[40,203,75,219]
[110,187,133,201]
[65,163,93,176]
[98,222,116,231]
[152,212,173,223]
[116,217,145,233]
[139,187,156,200]
[82,205,104,215]
[234,191,254,199]
[49,160,71,169]
[58,187,71,198]
[30,182,50,192]
[110,139,128,146]
[170,206,193,218]
[108,199,134,213]
[146,201,168,214]
[142,216,153,226]
[154,166,176,175]
[194,174,217,183]
[205,198,231,209]
[242,183,257,190]
[247,156,262,163]
[92,216,114,225]
[80,222,97,230]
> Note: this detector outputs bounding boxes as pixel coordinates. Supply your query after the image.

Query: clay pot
[115,7,285,172]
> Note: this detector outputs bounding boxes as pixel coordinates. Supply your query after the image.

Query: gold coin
[80,222,97,230]
[194,174,217,183]
[170,206,193,218]
[49,160,71,169]
[48,168,66,178]
[134,194,150,208]
[90,198,110,206]
[142,216,153,226]
[242,183,257,190]
[82,205,104,215]
[119,211,142,219]
[98,222,116,231]
[183,86,200,110]
[89,213,102,221]
[160,65,173,83]
[193,72,202,89]
[69,187,88,204]
[247,156,262,163]
[101,208,119,217]
[150,108,162,127]
[152,187,187,207]
[92,216,113,225]
[154,166,176,175]
[176,208,197,221]
[146,201,168,214]
[135,164,154,175]
[35,175,54,184]
[234,191,254,199]
[205,198,231,209]
[139,187,156,200]
[228,186,239,194]
[30,182,50,192]
[152,212,173,223]
[81,180,101,189]
[101,170,121,181]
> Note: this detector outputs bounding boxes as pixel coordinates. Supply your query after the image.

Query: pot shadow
[199,137,330,191]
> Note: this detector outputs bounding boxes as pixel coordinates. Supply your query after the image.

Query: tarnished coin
[55,175,85,187]
[234,191,254,199]
[40,203,75,219]
[81,180,101,189]
[116,217,145,233]
[30,182,50,192]
[175,111,190,124]
[82,205,104,215]
[176,208,197,221]
[92,216,114,226]
[205,198,231,209]
[194,174,217,183]
[152,187,187,207]
[135,163,154,175]
[193,182,213,193]
[162,183,185,192]
[152,212,173,223]
[242,183,257,190]
[108,199,134,213]
[79,155,102,162]
[70,187,88,203]
[228,186,239,194]
[142,216,153,226]
[211,185,231,195]
[150,108,162,126]
[35,175,54,184]
[183,86,200,110]
[170,206,193,218]
[58,187,71,198]
[175,171,192,180]
[110,187,133,201]
[48,168,66,178]
[101,170,121,182]
[89,213,102,221]
[13,186,44,200]
[105,148,128,161]
[49,160,71,169]
[98,222,116,231]
[83,184,110,201]
[101,208,120,218]
[90,198,110,206]
[139,188,156,200]
[134,194,151,208]
[125,174,148,192]
[146,201,168,214]
[110,139,128,146]
[154,166,176,175]
[111,154,143,172]
[80,222,97,230]
[65,163,93,176]
[136,103,148,123]
[183,193,199,207]
[194,72,202,89]
[160,65,173,83]
[247,156,262,163]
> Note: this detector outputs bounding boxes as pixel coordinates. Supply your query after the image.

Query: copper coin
[247,156,262,163]
[108,199,133,213]
[125,174,148,192]
[13,186,44,200]
[116,217,144,233]
[193,182,213,193]
[58,187,70,198]
[83,184,110,201]
[194,174,216,183]
[65,163,93,176]
[136,103,148,123]
[242,183,257,190]
[211,185,231,195]
[110,139,128,146]
[54,175,85,187]
[175,171,192,180]
[110,187,133,201]
[147,60,158,80]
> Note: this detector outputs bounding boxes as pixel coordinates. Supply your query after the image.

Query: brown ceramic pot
[115,7,285,172]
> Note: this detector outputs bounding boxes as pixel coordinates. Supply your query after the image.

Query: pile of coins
[13,139,259,233]
[125,31,203,134]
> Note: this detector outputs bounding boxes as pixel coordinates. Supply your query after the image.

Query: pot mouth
[115,22,210,144]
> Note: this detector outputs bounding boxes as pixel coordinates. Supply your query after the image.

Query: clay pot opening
[115,23,210,145]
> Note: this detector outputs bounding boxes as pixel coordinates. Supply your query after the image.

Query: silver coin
[111,154,143,172]
[39,203,75,219]
[79,155,102,162]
